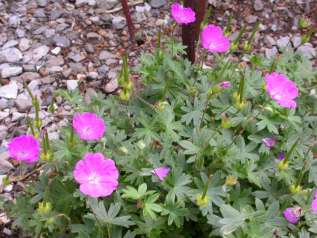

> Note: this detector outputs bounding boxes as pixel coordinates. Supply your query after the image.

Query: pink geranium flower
[171,3,196,25]
[265,72,299,109]
[73,152,119,198]
[72,112,105,141]
[283,206,302,224]
[262,137,277,149]
[201,24,230,53]
[219,81,231,89]
[152,166,170,181]
[8,135,40,163]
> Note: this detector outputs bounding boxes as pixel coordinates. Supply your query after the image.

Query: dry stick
[12,164,46,182]
[105,0,144,13]
[182,0,208,64]
[120,0,136,43]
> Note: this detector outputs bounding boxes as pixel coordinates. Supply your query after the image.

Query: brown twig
[11,163,46,183]
[120,0,136,42]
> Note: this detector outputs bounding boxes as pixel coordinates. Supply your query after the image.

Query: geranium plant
[2,3,317,238]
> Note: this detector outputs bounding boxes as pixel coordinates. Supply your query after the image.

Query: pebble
[53,35,71,48]
[15,94,33,112]
[0,47,23,63]
[66,80,78,91]
[8,15,20,28]
[32,45,50,62]
[104,77,118,93]
[265,47,278,59]
[99,50,115,61]
[291,36,302,48]
[36,0,48,7]
[112,16,126,30]
[51,47,61,55]
[19,38,31,51]
[254,0,264,11]
[0,81,18,99]
[2,40,19,50]
[149,0,166,8]
[297,43,316,59]
[276,36,290,50]
[96,0,118,10]
[1,66,23,78]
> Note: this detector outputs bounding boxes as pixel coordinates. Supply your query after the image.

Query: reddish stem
[120,0,136,43]
[182,0,208,63]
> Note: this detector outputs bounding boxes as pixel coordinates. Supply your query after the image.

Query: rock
[16,29,25,38]
[50,9,63,20]
[47,55,64,67]
[99,50,115,61]
[32,45,50,62]
[68,51,85,62]
[2,40,18,49]
[53,35,71,48]
[149,0,166,8]
[136,3,151,13]
[87,32,102,41]
[96,0,118,10]
[264,35,276,48]
[1,66,23,78]
[87,71,98,80]
[276,36,290,50]
[0,126,8,141]
[85,43,94,53]
[296,43,316,59]
[15,94,33,112]
[19,38,30,51]
[51,47,61,55]
[0,156,13,174]
[246,15,257,24]
[36,0,48,7]
[0,99,8,110]
[16,72,40,82]
[265,47,278,59]
[104,78,118,93]
[11,112,24,122]
[75,0,96,6]
[98,65,109,76]
[44,29,55,38]
[8,15,20,28]
[0,81,18,99]
[254,0,264,11]
[0,111,9,121]
[0,48,23,63]
[112,16,126,30]
[291,36,302,48]
[34,8,46,18]
[66,80,78,91]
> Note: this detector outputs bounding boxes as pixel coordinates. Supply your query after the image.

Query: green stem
[202,175,212,199]
[284,138,300,163]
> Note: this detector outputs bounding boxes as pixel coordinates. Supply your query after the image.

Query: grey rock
[66,80,78,91]
[50,9,63,20]
[19,38,31,51]
[0,47,23,63]
[69,62,85,73]
[296,43,316,59]
[87,71,98,80]
[51,47,61,55]
[265,47,278,59]
[0,150,13,174]
[149,0,166,8]
[0,99,8,110]
[37,0,48,7]
[1,66,23,78]
[11,112,24,122]
[0,81,18,99]
[33,26,47,35]
[16,72,40,82]
[68,51,85,62]
[16,28,26,38]
[291,36,302,48]
[276,36,290,50]
[264,35,276,48]
[55,23,69,32]
[15,94,32,112]
[32,45,50,62]
[53,35,71,48]
[104,77,118,93]
[44,29,55,38]
[2,40,18,50]
[0,111,9,121]
[47,55,64,66]
[98,65,109,76]
[8,15,20,28]
[0,33,7,46]
[75,0,96,6]
[34,8,46,18]
[112,16,126,30]
[87,32,102,41]
[254,0,264,11]
[246,15,257,24]
[85,43,94,53]
[96,0,118,10]
[99,50,115,61]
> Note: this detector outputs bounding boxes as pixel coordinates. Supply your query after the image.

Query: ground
[0,0,316,236]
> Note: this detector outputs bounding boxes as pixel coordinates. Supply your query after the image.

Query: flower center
[83,126,92,135]
[88,173,100,185]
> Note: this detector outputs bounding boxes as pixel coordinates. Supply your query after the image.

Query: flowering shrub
[2,6,317,238]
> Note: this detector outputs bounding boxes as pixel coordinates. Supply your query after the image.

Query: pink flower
[152,166,170,181]
[72,112,105,141]
[219,81,231,89]
[73,152,119,198]
[314,190,317,199]
[311,199,317,214]
[283,206,302,224]
[171,3,196,25]
[8,135,40,163]
[201,24,230,53]
[265,72,299,109]
[262,137,277,149]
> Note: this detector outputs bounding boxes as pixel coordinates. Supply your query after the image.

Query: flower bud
[278,161,289,171]
[196,194,209,207]
[137,140,146,150]
[225,175,238,186]
[290,185,302,194]
[156,101,169,111]
[119,146,129,154]
[37,202,52,215]
[221,116,232,129]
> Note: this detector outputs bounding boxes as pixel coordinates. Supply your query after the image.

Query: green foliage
[4,39,317,238]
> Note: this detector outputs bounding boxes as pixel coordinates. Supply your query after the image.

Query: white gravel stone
[66,80,79,91]
[1,66,23,78]
[0,81,18,99]
[0,47,23,63]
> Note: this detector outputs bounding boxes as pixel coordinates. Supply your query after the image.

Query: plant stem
[120,0,135,43]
